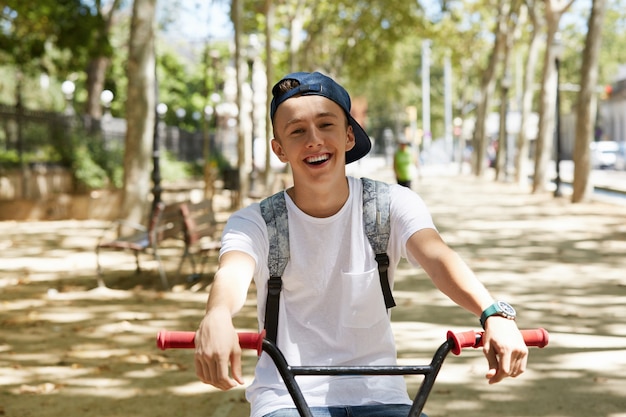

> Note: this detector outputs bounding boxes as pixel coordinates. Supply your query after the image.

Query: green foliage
[49,125,124,190]
[159,150,195,182]
[0,150,20,167]
[71,144,110,189]
[0,0,109,76]
[155,40,230,132]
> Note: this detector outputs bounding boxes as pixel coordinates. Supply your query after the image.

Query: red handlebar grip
[520,328,550,348]
[447,330,479,355]
[238,330,266,356]
[156,330,266,356]
[157,331,195,350]
[447,328,549,355]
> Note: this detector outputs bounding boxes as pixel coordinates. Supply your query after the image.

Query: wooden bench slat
[178,199,222,279]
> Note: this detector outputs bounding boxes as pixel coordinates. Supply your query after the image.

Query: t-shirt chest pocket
[340,267,388,328]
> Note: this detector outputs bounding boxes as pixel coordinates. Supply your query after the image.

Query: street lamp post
[61,80,76,116]
[454,117,464,173]
[553,35,564,197]
[175,108,186,158]
[99,90,114,150]
[203,92,221,198]
[152,103,168,211]
[100,89,114,119]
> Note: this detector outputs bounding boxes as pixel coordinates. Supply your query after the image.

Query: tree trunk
[471,0,508,177]
[572,0,608,203]
[288,0,305,72]
[264,0,275,192]
[531,0,573,193]
[495,78,509,181]
[85,56,109,120]
[495,0,520,181]
[531,21,559,193]
[233,0,248,209]
[84,0,122,123]
[120,0,156,225]
[515,1,543,186]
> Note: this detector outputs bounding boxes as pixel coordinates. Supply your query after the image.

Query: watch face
[497,301,516,316]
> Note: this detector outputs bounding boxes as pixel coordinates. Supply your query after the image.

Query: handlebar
[157,327,548,417]
[446,328,549,355]
[156,329,266,355]
[156,328,549,356]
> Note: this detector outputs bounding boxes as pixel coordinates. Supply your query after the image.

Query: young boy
[194,72,528,417]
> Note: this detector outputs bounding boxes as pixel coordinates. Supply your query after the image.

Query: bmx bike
[157,328,549,417]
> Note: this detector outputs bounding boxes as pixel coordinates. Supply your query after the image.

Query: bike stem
[260,337,456,417]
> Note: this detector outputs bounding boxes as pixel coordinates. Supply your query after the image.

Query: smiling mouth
[305,154,330,165]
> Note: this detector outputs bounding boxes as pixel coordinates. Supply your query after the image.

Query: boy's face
[271,95,356,181]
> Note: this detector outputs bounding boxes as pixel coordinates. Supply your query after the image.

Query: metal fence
[0,104,212,200]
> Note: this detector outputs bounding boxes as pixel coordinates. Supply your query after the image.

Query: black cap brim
[346,115,371,164]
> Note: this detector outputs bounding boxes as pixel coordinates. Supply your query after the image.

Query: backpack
[259,177,396,343]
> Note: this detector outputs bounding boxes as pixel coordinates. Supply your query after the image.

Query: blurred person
[393,140,416,188]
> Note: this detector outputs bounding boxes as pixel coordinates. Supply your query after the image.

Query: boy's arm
[405,228,528,383]
[195,250,255,390]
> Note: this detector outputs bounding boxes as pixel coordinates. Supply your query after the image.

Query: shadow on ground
[1,174,625,417]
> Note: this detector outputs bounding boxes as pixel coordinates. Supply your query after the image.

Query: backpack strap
[361,177,396,309]
[260,179,396,344]
[259,191,290,344]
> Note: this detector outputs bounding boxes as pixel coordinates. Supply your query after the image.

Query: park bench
[178,199,222,281]
[95,201,184,290]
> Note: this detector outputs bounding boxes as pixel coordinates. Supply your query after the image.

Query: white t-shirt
[219,176,436,417]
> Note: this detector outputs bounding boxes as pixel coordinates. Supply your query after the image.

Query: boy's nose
[305,128,324,147]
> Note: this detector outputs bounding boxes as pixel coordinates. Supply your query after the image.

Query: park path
[1,159,625,417]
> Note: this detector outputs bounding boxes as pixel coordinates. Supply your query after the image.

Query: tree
[494,0,522,182]
[514,0,543,186]
[120,0,157,224]
[531,0,574,193]
[572,0,609,202]
[471,0,511,177]
[233,0,247,209]
[84,0,123,124]
[263,0,276,191]
[0,1,100,108]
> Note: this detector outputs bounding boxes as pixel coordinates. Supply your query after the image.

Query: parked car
[590,141,623,169]
[615,142,626,171]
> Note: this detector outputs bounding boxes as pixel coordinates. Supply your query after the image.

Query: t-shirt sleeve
[219,203,268,275]
[389,184,437,266]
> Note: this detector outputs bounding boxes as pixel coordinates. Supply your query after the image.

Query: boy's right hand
[194,307,244,390]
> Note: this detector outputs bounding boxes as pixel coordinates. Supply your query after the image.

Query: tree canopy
[2,0,626,204]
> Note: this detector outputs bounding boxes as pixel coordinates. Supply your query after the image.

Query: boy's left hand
[482,317,528,384]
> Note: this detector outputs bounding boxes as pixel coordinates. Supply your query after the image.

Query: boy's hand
[482,317,528,384]
[194,307,244,390]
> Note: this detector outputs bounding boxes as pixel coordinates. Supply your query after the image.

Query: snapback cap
[270,72,371,164]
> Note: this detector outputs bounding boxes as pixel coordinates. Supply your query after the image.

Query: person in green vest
[393,140,415,188]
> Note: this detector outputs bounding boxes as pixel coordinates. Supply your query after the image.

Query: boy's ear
[271,138,289,163]
[345,125,356,152]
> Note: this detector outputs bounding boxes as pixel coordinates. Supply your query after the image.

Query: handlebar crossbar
[157,328,549,355]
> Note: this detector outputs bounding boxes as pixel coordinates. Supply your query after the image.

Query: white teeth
[306,154,329,164]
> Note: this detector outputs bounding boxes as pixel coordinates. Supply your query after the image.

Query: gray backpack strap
[361,177,396,309]
[259,191,290,343]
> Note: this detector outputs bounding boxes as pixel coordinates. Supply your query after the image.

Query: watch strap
[480,301,515,329]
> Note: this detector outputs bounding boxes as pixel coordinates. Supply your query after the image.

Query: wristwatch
[480,301,516,329]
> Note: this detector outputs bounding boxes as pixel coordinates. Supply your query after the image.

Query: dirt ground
[1,166,626,417]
